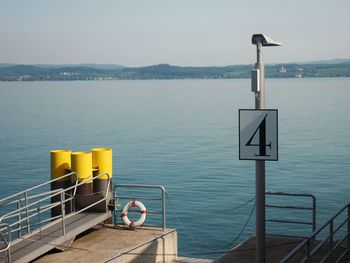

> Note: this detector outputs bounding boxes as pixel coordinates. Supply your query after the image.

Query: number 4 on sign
[245,114,271,157]
[239,109,278,161]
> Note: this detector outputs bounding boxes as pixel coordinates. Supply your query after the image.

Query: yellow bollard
[50,149,71,181]
[92,148,112,193]
[71,151,93,195]
[50,149,72,216]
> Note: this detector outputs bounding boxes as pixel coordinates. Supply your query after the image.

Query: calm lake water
[0,78,349,259]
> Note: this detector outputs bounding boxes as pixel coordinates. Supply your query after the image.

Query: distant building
[296,67,303,78]
[279,66,287,73]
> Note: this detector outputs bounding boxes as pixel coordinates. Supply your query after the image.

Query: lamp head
[252,34,282,47]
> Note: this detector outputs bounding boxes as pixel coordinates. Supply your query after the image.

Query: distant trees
[0,63,349,81]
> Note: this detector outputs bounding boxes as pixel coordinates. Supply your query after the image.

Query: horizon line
[1,57,350,68]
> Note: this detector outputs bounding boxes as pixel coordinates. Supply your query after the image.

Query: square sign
[239,109,278,161]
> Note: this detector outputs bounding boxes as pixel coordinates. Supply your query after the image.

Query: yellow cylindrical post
[50,149,72,216]
[51,149,71,180]
[92,148,112,193]
[71,151,93,195]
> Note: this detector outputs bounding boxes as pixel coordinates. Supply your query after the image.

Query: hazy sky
[1,0,349,66]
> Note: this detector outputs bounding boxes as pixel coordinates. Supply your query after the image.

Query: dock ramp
[0,172,112,263]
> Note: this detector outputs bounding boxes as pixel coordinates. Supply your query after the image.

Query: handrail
[113,184,166,230]
[0,171,111,261]
[0,223,12,263]
[1,192,63,222]
[266,191,317,236]
[0,172,79,237]
[0,172,77,206]
[0,172,109,228]
[280,202,350,262]
[0,223,11,252]
[1,189,64,208]
[1,190,65,223]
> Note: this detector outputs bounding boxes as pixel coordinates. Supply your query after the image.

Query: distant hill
[78,64,125,70]
[30,63,125,70]
[1,65,48,74]
[0,63,16,68]
[0,60,349,81]
[300,58,350,65]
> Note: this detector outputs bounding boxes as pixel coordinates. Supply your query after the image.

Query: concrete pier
[215,235,349,263]
[34,225,178,263]
[215,236,302,263]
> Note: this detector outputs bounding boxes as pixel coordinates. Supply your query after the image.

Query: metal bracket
[251,69,260,92]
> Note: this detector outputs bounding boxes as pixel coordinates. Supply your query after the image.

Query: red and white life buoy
[121,200,147,228]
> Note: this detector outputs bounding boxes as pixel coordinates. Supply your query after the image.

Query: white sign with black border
[239,109,278,161]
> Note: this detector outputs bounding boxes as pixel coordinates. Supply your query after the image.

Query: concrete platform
[215,235,349,263]
[215,236,302,263]
[34,225,177,263]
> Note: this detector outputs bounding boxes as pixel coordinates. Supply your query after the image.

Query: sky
[0,0,349,67]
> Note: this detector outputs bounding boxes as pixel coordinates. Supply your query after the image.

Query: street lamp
[251,33,281,263]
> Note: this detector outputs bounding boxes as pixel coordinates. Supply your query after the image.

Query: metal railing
[113,184,166,230]
[0,223,11,263]
[0,172,79,239]
[266,192,317,238]
[280,202,350,263]
[0,172,111,263]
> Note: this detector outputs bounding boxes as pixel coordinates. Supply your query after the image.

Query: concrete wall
[112,230,177,263]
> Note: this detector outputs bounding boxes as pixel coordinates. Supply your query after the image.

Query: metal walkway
[0,172,112,263]
[7,212,111,263]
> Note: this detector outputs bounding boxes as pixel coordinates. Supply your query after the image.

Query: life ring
[121,200,147,228]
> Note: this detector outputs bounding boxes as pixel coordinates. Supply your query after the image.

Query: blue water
[0,79,349,259]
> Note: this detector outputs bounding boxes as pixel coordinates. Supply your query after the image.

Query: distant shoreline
[1,62,350,81]
[1,76,350,82]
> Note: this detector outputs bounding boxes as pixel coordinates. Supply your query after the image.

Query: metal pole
[161,187,166,230]
[251,33,281,263]
[113,186,118,226]
[348,204,350,254]
[329,219,334,262]
[16,200,22,237]
[312,196,316,233]
[24,192,31,235]
[60,192,66,236]
[255,41,266,263]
